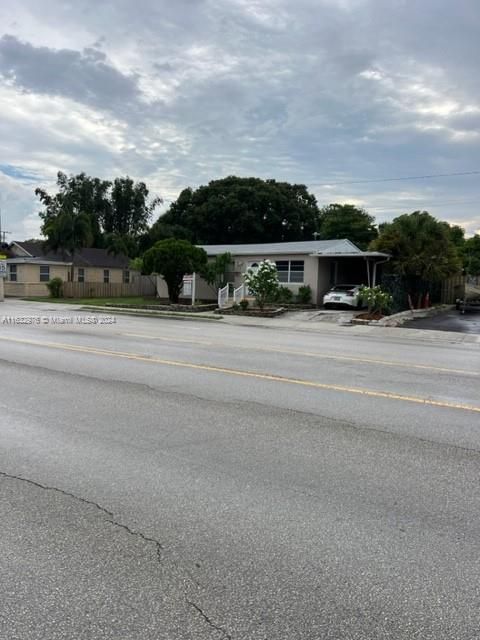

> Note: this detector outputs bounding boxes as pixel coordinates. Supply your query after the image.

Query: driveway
[404,307,480,334]
[281,308,359,323]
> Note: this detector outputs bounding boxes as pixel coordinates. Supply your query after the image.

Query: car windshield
[331,285,357,291]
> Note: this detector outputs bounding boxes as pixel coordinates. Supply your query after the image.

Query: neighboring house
[156,239,390,304]
[5,241,134,297]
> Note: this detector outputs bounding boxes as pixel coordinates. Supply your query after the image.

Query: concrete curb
[79,306,223,322]
[373,305,454,327]
[346,305,454,327]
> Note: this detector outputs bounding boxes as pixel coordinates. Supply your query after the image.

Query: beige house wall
[156,253,324,303]
[8,264,128,284]
[20,263,69,281]
[6,263,132,297]
[229,253,321,302]
[155,273,218,302]
[74,267,127,284]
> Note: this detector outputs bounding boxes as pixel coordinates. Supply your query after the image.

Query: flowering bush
[358,285,393,315]
[243,259,279,309]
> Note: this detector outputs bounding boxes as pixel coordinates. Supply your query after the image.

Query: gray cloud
[0,0,479,237]
[0,35,140,114]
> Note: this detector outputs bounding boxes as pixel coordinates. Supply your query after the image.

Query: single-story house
[156,239,390,305]
[4,241,135,297]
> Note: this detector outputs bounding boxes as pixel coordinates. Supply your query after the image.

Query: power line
[361,199,480,210]
[312,170,480,187]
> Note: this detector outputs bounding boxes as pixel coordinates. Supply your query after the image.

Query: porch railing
[218,284,229,308]
[233,283,246,304]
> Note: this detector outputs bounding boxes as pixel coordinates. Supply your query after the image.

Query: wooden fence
[63,276,156,298]
[441,274,466,304]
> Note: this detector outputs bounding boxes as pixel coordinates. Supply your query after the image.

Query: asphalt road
[1,300,480,639]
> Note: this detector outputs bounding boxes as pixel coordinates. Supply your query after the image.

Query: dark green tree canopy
[462,234,480,276]
[36,172,110,248]
[36,172,161,256]
[103,177,161,237]
[318,203,378,249]
[143,239,207,303]
[371,211,461,283]
[159,176,320,244]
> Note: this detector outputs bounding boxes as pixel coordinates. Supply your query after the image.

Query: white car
[323,284,364,309]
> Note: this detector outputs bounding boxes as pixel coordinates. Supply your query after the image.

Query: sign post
[182,273,196,306]
[0,255,6,302]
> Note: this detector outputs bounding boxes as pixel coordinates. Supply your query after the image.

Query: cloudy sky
[0,0,479,239]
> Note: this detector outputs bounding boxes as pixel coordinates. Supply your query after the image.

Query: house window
[39,265,50,282]
[103,269,110,284]
[123,269,130,284]
[78,268,85,283]
[8,264,17,282]
[275,260,304,284]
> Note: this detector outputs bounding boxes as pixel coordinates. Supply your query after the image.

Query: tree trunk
[167,280,181,303]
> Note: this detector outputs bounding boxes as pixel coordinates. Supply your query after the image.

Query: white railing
[233,283,245,304]
[218,284,229,308]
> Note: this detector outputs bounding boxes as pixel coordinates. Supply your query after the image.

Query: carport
[312,250,390,301]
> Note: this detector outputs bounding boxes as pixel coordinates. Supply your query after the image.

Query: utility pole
[0,210,12,244]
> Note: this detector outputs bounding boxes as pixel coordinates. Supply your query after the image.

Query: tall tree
[371,211,461,294]
[462,235,480,276]
[143,239,207,303]
[160,176,320,244]
[42,209,92,283]
[104,177,162,238]
[36,172,111,248]
[36,172,162,255]
[318,204,377,249]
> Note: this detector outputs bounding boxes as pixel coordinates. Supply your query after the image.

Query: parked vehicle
[323,284,364,309]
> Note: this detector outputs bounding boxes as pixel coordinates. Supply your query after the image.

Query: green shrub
[239,298,249,310]
[275,286,294,304]
[46,277,63,298]
[297,285,312,304]
[358,285,393,315]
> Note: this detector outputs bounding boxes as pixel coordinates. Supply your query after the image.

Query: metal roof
[199,239,361,256]
[6,257,70,265]
[9,241,130,268]
[313,251,390,258]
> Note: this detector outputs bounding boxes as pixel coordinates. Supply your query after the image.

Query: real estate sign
[181,273,196,304]
[0,255,7,278]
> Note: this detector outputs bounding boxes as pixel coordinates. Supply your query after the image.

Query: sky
[0,0,479,240]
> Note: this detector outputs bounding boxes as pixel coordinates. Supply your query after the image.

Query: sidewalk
[219,310,480,345]
[3,298,479,345]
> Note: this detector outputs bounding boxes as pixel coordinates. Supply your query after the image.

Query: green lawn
[24,296,160,306]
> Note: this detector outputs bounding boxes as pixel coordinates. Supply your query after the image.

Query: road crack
[186,600,232,639]
[0,470,163,563]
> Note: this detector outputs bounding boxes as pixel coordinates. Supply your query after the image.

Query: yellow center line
[120,332,479,378]
[1,334,480,414]
[122,332,214,346]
